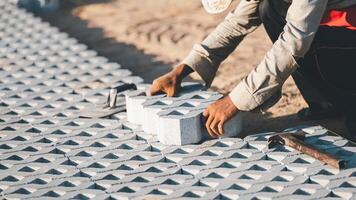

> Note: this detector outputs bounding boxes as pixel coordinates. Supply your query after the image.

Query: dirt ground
[39,0,349,136]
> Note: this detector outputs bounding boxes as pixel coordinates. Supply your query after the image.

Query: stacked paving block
[0,1,355,199]
[125,82,205,125]
[125,83,243,145]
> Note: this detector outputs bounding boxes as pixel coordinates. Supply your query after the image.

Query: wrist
[226,95,239,111]
[171,64,194,82]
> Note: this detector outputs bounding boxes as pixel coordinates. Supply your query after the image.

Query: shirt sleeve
[182,0,261,87]
[229,0,328,111]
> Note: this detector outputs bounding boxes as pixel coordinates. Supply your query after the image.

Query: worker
[149,0,356,141]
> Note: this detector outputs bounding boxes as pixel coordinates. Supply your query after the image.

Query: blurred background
[21,0,341,135]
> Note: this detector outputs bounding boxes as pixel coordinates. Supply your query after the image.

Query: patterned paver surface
[0,2,355,199]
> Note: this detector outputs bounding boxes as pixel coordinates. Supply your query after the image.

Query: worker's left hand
[202,96,239,138]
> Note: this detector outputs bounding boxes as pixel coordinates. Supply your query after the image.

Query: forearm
[200,0,262,61]
[229,43,298,111]
[182,0,261,87]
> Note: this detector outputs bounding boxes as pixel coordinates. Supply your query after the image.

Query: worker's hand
[149,64,193,97]
[203,96,238,138]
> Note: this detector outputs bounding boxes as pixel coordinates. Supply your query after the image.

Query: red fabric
[321,5,356,30]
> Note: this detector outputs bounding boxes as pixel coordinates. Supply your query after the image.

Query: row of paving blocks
[124,82,243,145]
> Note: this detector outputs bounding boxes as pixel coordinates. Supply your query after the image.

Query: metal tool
[79,83,137,118]
[268,131,346,169]
[107,83,137,108]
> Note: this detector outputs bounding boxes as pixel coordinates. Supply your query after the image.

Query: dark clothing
[259,0,356,140]
[259,0,356,112]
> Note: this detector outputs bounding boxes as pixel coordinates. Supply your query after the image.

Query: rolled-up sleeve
[182,0,261,87]
[229,0,328,111]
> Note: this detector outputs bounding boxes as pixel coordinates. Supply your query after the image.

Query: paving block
[213,191,244,200]
[105,182,144,197]
[125,82,205,125]
[157,107,204,145]
[91,171,125,186]
[326,177,356,198]
[141,98,179,134]
[239,183,295,199]
[0,174,26,191]
[51,189,106,199]
[307,168,353,188]
[125,87,163,125]
[118,174,159,189]
[163,186,214,200]
[157,103,242,145]
[142,91,221,134]
[143,174,194,189]
[130,186,174,199]
[264,144,301,163]
[274,186,331,200]
[11,163,78,181]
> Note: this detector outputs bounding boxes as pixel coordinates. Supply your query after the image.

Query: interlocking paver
[126,85,244,145]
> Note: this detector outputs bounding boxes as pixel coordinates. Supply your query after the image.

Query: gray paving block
[157,101,242,145]
[239,183,297,199]
[264,144,301,163]
[274,187,332,200]
[307,166,352,187]
[142,98,189,134]
[326,177,356,199]
[125,82,205,125]
[281,154,326,174]
[44,188,106,199]
[130,185,184,199]
[157,107,205,145]
[163,186,214,199]
[142,91,221,134]
[125,85,161,123]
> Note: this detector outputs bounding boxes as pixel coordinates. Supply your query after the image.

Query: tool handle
[282,134,345,169]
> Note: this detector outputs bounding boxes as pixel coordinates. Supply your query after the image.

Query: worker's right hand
[149,64,193,97]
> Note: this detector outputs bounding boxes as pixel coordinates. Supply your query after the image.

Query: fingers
[166,87,176,97]
[204,107,220,138]
[218,120,225,135]
[149,82,175,97]
[210,118,220,137]
[150,75,179,97]
[203,108,215,138]
[205,115,216,138]
[148,83,162,96]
